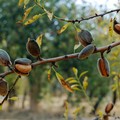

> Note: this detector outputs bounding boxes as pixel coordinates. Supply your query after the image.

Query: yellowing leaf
[83,76,88,90]
[111,84,117,91]
[64,101,69,120]
[96,110,103,119]
[45,10,53,21]
[72,67,78,77]
[79,71,88,79]
[55,72,73,93]
[73,107,80,115]
[47,69,51,81]
[24,0,30,8]
[67,79,78,84]
[109,18,113,37]
[9,96,18,101]
[36,34,43,47]
[74,42,81,52]
[0,105,2,110]
[18,0,24,6]
[74,25,81,32]
[71,86,81,91]
[65,77,75,82]
[57,23,70,34]
[18,6,35,23]
[24,14,43,25]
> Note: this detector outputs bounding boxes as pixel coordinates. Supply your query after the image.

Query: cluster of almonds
[0,38,41,96]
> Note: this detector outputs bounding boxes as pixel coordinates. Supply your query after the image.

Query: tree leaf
[111,84,117,91]
[72,67,78,77]
[74,42,81,52]
[47,68,51,81]
[109,18,113,37]
[17,6,35,23]
[18,0,24,6]
[24,0,30,8]
[57,23,70,34]
[55,72,73,93]
[79,71,88,79]
[24,14,44,25]
[0,105,2,110]
[73,107,80,115]
[96,110,103,119]
[45,10,53,21]
[36,34,43,47]
[83,76,88,90]
[71,86,81,91]
[64,101,69,120]
[9,96,18,101]
[67,79,78,84]
[65,77,75,82]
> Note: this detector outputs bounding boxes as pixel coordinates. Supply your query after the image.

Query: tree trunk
[29,84,39,112]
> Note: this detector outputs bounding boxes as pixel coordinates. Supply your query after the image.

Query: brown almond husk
[0,78,8,96]
[105,103,114,114]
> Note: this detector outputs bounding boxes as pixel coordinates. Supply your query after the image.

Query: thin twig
[0,75,21,105]
[34,1,120,23]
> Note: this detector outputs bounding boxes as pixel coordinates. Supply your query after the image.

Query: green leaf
[24,13,44,25]
[9,96,18,101]
[71,87,81,91]
[36,34,43,47]
[57,23,70,34]
[79,71,88,79]
[73,107,80,115]
[111,84,117,91]
[72,67,78,77]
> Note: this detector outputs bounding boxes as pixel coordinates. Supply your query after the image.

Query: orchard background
[0,0,120,119]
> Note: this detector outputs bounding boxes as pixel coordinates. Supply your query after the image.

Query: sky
[76,0,119,10]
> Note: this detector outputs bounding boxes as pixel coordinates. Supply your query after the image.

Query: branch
[0,41,120,78]
[66,8,120,23]
[31,41,120,67]
[0,75,21,105]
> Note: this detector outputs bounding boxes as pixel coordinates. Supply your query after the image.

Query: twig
[34,1,120,23]
[0,75,21,105]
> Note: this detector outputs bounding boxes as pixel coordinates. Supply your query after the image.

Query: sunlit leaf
[96,110,103,119]
[44,9,53,21]
[9,96,18,101]
[83,76,88,90]
[47,69,51,81]
[64,101,69,120]
[0,105,2,110]
[109,18,113,37]
[72,67,78,77]
[111,84,117,91]
[79,71,88,79]
[65,77,75,82]
[73,107,80,115]
[71,84,79,88]
[67,79,78,84]
[36,34,43,47]
[18,0,24,6]
[17,6,35,23]
[24,14,44,25]
[57,23,71,34]
[74,42,81,52]
[55,72,73,93]
[24,0,30,8]
[71,86,81,91]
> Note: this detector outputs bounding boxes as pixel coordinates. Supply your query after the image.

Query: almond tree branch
[0,75,21,105]
[0,41,120,78]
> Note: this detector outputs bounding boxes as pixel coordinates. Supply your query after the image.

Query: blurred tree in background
[0,0,120,115]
